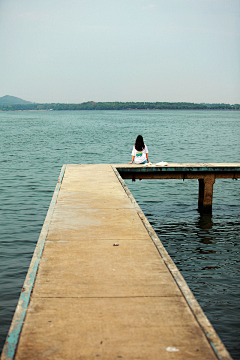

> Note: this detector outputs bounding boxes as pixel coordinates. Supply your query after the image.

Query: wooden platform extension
[1,164,236,360]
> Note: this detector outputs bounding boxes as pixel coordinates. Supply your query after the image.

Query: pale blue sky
[0,0,239,103]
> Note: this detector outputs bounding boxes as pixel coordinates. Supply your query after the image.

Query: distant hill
[0,95,32,105]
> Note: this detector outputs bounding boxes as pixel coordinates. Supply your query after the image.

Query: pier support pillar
[198,175,215,213]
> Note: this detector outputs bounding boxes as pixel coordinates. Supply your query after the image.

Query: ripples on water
[0,110,239,358]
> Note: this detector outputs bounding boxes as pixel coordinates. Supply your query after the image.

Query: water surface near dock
[0,110,239,358]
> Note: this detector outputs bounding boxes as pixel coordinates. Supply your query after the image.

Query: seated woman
[129,135,149,164]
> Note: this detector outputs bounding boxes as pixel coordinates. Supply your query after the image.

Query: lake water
[0,110,239,358]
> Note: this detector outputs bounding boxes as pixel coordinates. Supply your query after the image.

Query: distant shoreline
[0,108,239,112]
[0,101,239,111]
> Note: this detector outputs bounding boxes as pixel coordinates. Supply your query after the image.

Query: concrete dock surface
[2,164,232,360]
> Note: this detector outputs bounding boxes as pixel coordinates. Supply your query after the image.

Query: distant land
[0,96,239,110]
[0,95,32,105]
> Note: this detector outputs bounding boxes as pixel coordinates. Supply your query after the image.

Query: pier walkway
[117,163,240,213]
[2,164,235,360]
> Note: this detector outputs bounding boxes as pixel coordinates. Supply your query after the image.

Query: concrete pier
[116,163,240,213]
[2,164,236,360]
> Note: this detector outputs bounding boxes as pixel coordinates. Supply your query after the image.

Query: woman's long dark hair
[135,135,145,151]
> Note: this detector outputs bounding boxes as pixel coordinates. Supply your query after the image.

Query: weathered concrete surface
[198,176,215,213]
[115,163,240,213]
[5,164,232,359]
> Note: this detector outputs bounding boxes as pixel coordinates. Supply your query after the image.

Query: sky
[0,0,239,104]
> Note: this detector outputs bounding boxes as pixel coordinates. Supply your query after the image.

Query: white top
[131,145,148,164]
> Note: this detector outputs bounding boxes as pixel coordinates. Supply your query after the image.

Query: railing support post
[198,175,215,213]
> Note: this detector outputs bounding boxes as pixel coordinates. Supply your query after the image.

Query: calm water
[0,110,239,358]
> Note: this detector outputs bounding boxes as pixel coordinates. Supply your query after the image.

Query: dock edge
[1,165,66,360]
[112,165,232,360]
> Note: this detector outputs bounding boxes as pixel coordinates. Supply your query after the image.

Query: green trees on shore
[0,101,239,111]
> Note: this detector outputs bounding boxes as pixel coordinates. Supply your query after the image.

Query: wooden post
[198,175,215,213]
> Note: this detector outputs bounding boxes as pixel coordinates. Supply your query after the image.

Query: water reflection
[196,213,215,251]
[197,213,213,232]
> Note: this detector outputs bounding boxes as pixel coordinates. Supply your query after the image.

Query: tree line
[0,101,239,111]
